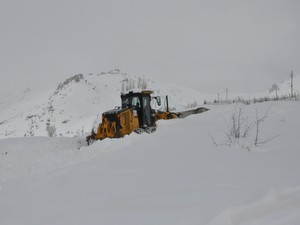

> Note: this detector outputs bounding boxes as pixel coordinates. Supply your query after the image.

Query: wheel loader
[86,90,208,145]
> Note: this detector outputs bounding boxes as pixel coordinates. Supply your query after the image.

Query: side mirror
[156,96,161,106]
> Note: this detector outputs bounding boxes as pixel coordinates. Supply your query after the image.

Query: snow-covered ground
[1,100,299,225]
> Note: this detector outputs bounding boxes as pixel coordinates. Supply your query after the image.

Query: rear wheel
[86,130,96,145]
[134,127,156,134]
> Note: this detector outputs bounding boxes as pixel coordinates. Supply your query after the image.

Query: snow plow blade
[176,107,209,118]
[155,107,209,121]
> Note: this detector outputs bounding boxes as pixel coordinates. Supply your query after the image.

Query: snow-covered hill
[0,69,208,139]
[0,101,300,225]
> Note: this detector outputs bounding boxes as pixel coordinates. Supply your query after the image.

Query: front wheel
[86,130,96,145]
[134,127,156,134]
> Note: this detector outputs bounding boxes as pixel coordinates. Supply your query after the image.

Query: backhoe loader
[86,90,208,145]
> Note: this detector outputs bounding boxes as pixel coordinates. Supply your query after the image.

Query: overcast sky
[0,0,299,95]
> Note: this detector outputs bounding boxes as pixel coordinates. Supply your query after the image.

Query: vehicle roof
[121,90,154,97]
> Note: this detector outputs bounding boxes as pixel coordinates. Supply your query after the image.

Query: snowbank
[0,101,299,225]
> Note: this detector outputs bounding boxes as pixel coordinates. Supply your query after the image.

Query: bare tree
[224,105,252,144]
[254,107,278,146]
[216,105,276,150]
[254,109,268,145]
[141,78,147,90]
[290,70,294,98]
[226,88,228,102]
[269,83,280,99]
[137,77,148,90]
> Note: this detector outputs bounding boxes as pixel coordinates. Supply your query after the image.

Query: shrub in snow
[46,125,56,137]
[186,101,199,109]
[224,105,252,144]
[211,104,276,150]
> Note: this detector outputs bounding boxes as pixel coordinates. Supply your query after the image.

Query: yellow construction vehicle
[86,90,208,145]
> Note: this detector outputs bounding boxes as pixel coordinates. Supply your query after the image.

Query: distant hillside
[0,69,207,139]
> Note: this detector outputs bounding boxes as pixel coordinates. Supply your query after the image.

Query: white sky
[0,0,299,95]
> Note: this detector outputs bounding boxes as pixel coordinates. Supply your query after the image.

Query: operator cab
[121,91,160,128]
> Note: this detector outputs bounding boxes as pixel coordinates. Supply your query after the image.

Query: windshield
[122,96,141,108]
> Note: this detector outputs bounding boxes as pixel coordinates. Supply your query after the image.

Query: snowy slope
[0,69,208,139]
[0,101,300,225]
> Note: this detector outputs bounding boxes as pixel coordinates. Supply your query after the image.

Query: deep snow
[1,100,300,225]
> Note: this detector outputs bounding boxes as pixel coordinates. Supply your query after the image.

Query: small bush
[46,125,56,137]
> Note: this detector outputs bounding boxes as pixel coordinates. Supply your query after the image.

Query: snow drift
[1,101,300,225]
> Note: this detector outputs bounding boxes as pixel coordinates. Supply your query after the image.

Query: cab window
[131,97,141,108]
[122,97,130,108]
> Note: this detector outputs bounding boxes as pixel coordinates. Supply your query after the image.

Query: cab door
[142,95,151,127]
